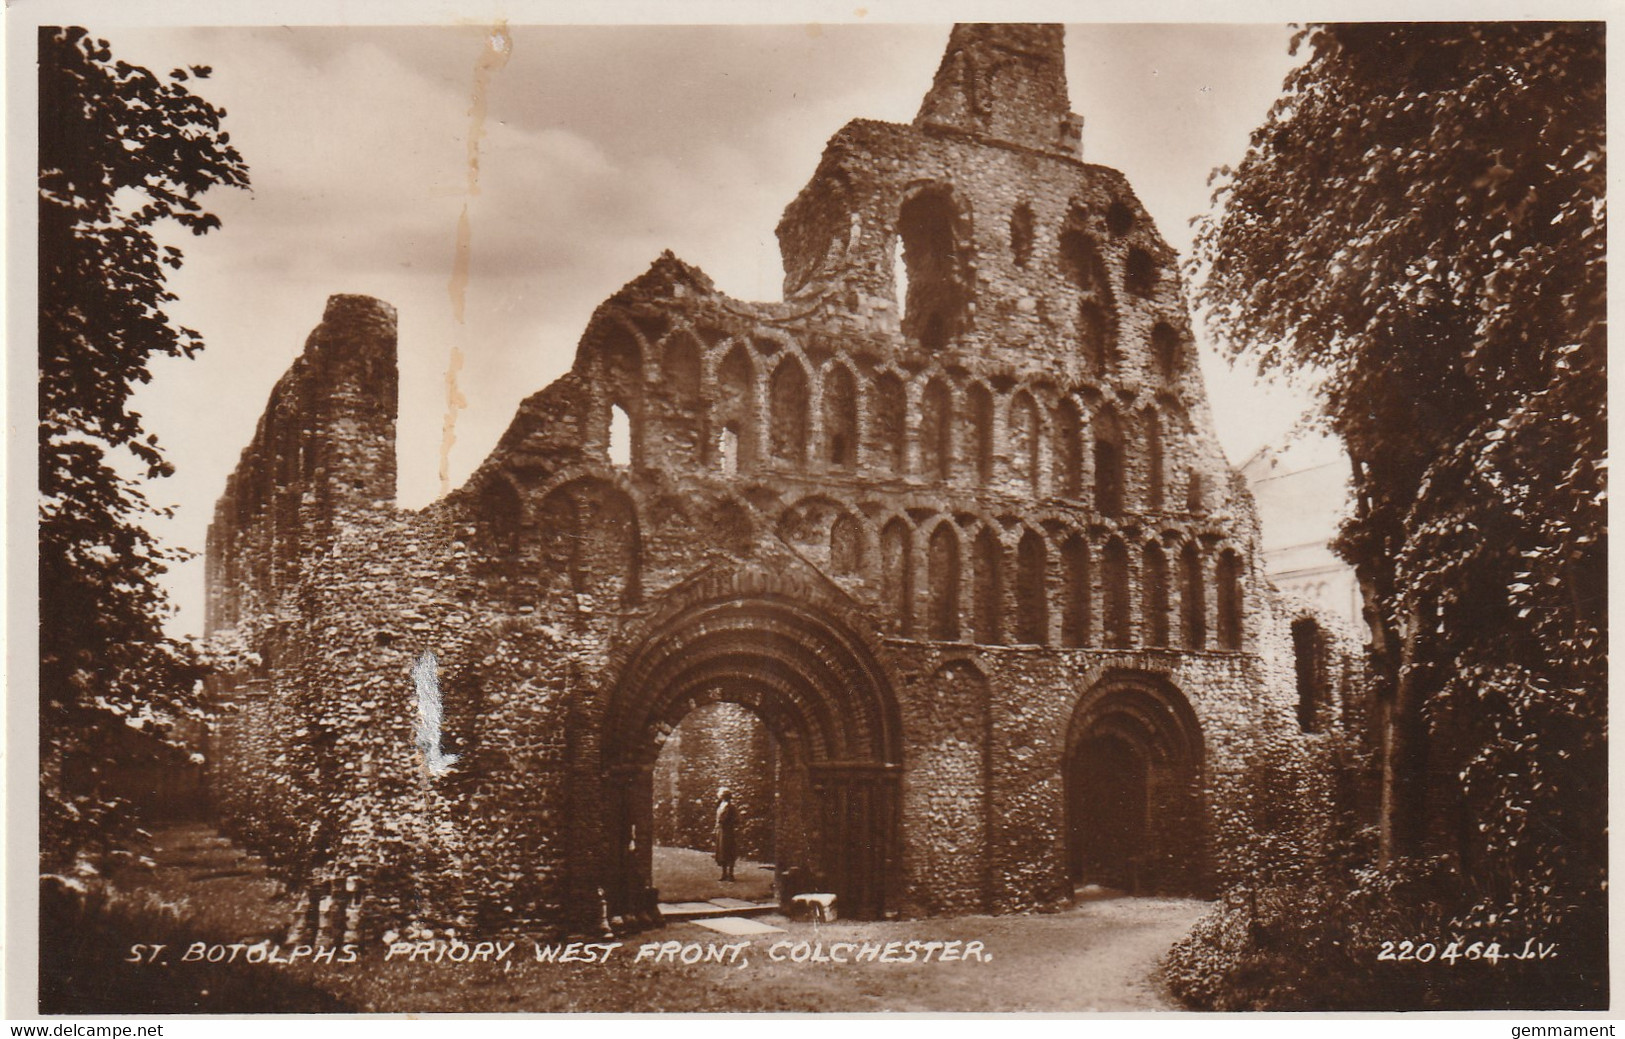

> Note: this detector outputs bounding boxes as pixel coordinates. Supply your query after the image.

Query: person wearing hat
[714,787,739,882]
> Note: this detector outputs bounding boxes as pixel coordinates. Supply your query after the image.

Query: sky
[53,18,1321,638]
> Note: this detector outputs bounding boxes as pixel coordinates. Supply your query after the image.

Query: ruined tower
[204,24,1359,936]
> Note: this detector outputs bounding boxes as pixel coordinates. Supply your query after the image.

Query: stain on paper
[442,23,512,496]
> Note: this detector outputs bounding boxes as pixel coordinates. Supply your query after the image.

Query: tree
[39,27,249,872]
[1192,23,1604,967]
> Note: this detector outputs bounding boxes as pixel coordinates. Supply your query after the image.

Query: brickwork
[203,24,1364,938]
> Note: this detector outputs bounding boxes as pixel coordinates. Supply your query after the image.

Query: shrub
[1165,734,1606,1011]
[39,877,351,1014]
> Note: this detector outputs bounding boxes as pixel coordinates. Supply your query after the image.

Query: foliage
[1165,859,1600,1012]
[1166,738,1602,1010]
[1206,734,1374,891]
[1185,22,1606,1005]
[39,27,249,873]
[40,876,351,1013]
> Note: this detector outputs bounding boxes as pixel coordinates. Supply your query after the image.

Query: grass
[651,845,775,903]
[51,823,1209,1013]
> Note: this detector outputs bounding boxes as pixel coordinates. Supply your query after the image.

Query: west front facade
[202,24,1361,939]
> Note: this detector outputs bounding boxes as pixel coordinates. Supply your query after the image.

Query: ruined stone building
[204,24,1361,936]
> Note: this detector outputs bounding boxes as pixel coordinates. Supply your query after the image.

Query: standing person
[714,788,738,882]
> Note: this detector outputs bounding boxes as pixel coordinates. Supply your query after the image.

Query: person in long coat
[714,787,738,882]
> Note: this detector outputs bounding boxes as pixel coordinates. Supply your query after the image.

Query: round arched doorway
[601,593,902,921]
[1063,670,1206,895]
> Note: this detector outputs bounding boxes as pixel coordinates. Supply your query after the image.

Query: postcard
[14,2,1611,1020]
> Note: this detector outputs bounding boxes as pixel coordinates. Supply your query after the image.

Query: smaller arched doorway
[1063,671,1206,895]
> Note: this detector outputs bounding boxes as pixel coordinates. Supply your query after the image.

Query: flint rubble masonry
[204,23,1365,937]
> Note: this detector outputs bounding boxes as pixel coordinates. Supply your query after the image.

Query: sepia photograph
[16,5,1609,1017]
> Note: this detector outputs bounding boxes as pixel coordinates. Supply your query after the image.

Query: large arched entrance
[1063,670,1206,895]
[601,593,902,921]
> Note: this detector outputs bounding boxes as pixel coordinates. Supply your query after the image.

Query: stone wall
[652,703,776,861]
[202,23,1368,939]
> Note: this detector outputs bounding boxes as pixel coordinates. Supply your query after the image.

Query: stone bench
[790,892,837,922]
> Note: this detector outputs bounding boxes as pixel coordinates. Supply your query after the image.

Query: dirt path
[670,895,1212,1013]
[930,895,1212,1012]
[101,823,1210,1013]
